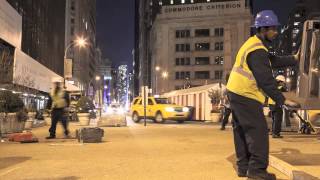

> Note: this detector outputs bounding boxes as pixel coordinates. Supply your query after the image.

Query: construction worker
[46,78,70,139]
[268,75,287,138]
[226,10,299,179]
[220,93,231,130]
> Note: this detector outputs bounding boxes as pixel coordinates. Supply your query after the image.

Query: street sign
[64,58,73,79]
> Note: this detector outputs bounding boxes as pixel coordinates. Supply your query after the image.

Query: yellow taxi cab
[130,96,190,123]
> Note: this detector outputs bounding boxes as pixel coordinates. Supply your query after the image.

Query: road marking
[0,166,21,177]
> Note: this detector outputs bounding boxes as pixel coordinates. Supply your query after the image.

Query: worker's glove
[293,47,301,61]
[284,99,301,108]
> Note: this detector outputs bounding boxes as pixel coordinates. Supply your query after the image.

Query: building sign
[0,1,22,49]
[64,58,73,79]
[160,1,244,18]
[13,50,62,93]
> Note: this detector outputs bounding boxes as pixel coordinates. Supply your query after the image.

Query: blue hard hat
[253,10,280,28]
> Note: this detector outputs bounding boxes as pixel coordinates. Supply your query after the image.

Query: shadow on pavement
[23,176,79,180]
[0,156,31,170]
[271,148,320,166]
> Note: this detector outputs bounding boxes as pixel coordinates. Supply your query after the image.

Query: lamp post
[64,37,87,88]
[161,71,168,93]
[95,75,102,117]
[155,66,160,95]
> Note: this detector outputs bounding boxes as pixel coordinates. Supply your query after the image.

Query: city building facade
[65,0,97,92]
[7,0,66,76]
[151,0,252,94]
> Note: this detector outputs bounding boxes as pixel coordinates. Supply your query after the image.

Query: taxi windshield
[155,98,171,104]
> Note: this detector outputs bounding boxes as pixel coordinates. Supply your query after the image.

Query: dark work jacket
[246,35,298,106]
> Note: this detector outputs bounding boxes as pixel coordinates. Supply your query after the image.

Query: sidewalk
[0,120,318,179]
[269,132,320,179]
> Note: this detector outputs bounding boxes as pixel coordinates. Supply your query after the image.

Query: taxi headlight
[183,107,189,112]
[165,107,175,112]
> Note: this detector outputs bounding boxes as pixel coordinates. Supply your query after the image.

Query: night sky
[96,0,297,70]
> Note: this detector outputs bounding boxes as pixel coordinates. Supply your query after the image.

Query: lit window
[170,0,174,4]
[181,0,185,4]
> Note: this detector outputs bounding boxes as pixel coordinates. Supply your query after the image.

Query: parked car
[130,97,190,123]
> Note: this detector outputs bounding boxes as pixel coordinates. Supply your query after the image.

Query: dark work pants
[228,92,269,174]
[221,107,232,128]
[49,108,69,136]
[269,105,283,136]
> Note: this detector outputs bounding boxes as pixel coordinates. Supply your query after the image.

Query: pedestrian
[46,78,70,139]
[226,10,299,179]
[220,93,231,130]
[268,75,287,138]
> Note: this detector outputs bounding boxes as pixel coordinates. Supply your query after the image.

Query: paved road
[0,118,288,180]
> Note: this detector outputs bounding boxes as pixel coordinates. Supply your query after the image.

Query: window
[133,99,140,105]
[195,29,210,37]
[186,44,190,51]
[155,98,171,104]
[71,18,75,24]
[176,57,191,66]
[195,57,210,65]
[185,57,190,65]
[176,71,191,79]
[195,71,210,79]
[214,28,224,37]
[148,99,154,105]
[176,30,190,38]
[215,42,223,51]
[175,58,180,65]
[71,27,75,35]
[71,1,75,11]
[195,43,210,51]
[176,44,190,52]
[214,56,224,65]
[215,71,223,80]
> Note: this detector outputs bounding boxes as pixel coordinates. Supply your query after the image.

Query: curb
[269,155,319,180]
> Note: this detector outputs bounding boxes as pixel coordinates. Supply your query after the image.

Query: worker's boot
[237,169,247,177]
[247,171,276,180]
[272,134,283,138]
[45,135,56,139]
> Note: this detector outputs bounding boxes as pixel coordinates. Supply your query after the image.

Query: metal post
[143,86,147,127]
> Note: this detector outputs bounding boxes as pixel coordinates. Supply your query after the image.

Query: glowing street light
[95,76,101,81]
[155,66,160,71]
[162,71,168,79]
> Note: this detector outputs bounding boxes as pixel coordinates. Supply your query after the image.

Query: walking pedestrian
[268,75,287,138]
[220,94,231,130]
[226,10,299,179]
[46,78,70,139]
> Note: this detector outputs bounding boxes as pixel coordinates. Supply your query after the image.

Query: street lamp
[95,75,102,117]
[64,36,87,88]
[162,71,168,79]
[155,66,160,95]
[64,36,87,59]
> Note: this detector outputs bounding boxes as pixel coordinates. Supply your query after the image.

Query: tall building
[7,0,66,76]
[150,0,252,94]
[134,0,161,96]
[65,0,97,91]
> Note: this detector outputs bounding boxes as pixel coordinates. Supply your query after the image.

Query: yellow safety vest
[227,35,269,104]
[50,89,67,109]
